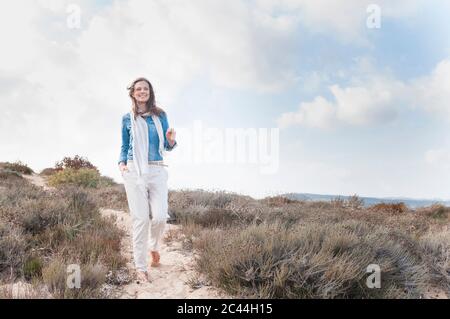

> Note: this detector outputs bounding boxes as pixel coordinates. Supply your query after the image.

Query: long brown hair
[127,77,165,119]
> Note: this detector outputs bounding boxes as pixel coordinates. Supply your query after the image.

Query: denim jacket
[118,112,177,165]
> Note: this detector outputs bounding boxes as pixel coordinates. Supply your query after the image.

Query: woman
[118,77,177,283]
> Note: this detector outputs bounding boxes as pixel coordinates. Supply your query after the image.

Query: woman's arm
[118,114,130,165]
[161,113,177,151]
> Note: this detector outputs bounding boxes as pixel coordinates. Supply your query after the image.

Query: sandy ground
[100,208,226,299]
[20,173,228,299]
[22,173,56,192]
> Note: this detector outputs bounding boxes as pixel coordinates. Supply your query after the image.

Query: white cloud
[278,64,406,129]
[277,96,335,129]
[332,83,398,126]
[425,148,450,166]
[278,57,450,129]
[256,0,426,43]
[412,59,450,119]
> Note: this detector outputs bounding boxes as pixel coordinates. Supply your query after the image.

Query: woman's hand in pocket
[119,162,129,173]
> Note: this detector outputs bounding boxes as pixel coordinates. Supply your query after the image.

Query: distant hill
[282,193,450,209]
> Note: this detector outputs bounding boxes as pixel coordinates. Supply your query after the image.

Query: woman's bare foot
[150,251,160,267]
[136,270,149,284]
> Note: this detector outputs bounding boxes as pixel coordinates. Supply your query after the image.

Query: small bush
[91,185,128,211]
[420,230,450,288]
[97,176,117,188]
[42,259,108,299]
[54,155,98,172]
[47,168,100,188]
[0,169,23,180]
[41,259,66,297]
[331,196,346,209]
[0,161,33,175]
[427,205,450,220]
[0,225,27,278]
[23,256,43,280]
[40,168,57,176]
[261,196,297,207]
[369,203,408,214]
[346,194,364,210]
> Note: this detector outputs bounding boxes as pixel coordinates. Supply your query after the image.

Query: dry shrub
[191,220,433,299]
[42,258,107,299]
[54,155,98,172]
[164,227,184,245]
[0,224,27,278]
[169,189,246,211]
[0,161,33,175]
[39,168,58,176]
[167,190,450,299]
[346,194,364,210]
[369,203,408,214]
[0,281,51,299]
[97,176,117,188]
[0,169,23,180]
[419,204,450,220]
[90,185,128,211]
[0,177,127,298]
[420,230,450,289]
[260,196,298,207]
[331,197,346,209]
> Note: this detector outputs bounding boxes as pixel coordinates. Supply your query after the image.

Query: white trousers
[122,161,169,272]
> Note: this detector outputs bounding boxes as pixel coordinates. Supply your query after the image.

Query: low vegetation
[0,159,129,299]
[2,158,449,299]
[0,161,33,175]
[170,190,450,299]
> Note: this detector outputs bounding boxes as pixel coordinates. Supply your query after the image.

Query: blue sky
[1,0,450,199]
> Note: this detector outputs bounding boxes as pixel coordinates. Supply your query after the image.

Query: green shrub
[23,256,43,280]
[47,168,100,188]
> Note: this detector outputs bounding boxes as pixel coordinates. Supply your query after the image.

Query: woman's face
[133,81,150,104]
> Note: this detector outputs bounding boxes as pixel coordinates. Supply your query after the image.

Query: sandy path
[101,208,226,299]
[23,173,227,299]
[22,173,55,191]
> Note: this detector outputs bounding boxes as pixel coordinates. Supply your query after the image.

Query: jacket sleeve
[118,115,130,165]
[161,113,177,151]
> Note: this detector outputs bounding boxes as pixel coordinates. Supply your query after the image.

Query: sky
[1,0,450,200]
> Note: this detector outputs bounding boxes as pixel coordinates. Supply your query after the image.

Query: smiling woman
[118,77,178,283]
